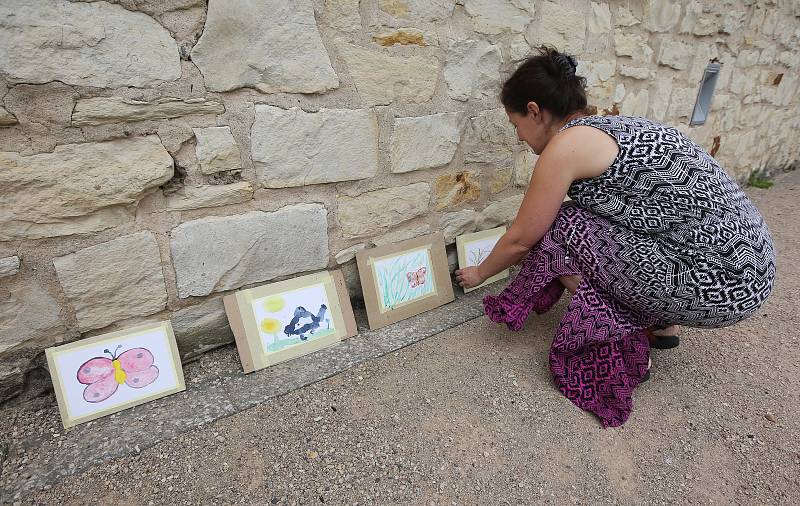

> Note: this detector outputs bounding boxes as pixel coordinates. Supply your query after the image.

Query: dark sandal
[639,358,652,383]
[647,326,680,350]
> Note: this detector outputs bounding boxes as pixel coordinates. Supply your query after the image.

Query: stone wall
[1,0,799,403]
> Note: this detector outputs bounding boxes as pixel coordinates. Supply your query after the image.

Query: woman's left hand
[455,266,486,289]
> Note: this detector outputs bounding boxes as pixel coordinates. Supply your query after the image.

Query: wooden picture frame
[45,321,185,429]
[224,270,357,373]
[356,232,454,330]
[456,226,509,293]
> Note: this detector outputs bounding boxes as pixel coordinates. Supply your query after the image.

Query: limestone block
[0,107,17,126]
[0,366,24,403]
[619,65,653,80]
[616,6,640,27]
[337,183,430,238]
[390,113,461,173]
[689,43,719,77]
[323,0,362,33]
[372,29,428,46]
[0,256,19,278]
[191,0,338,94]
[337,43,438,106]
[252,105,379,188]
[170,204,329,298]
[778,51,799,68]
[773,75,798,107]
[0,0,180,88]
[585,2,612,53]
[440,210,481,244]
[444,40,502,102]
[166,182,254,211]
[72,97,225,127]
[721,11,746,35]
[657,40,693,70]
[435,172,481,210]
[335,244,366,265]
[667,87,697,119]
[0,136,173,241]
[614,31,653,63]
[527,2,586,55]
[462,0,535,35]
[378,0,456,22]
[649,77,673,121]
[514,149,537,187]
[643,0,681,33]
[53,232,168,331]
[482,195,524,228]
[490,167,513,194]
[680,1,718,36]
[0,283,63,362]
[464,108,518,164]
[577,60,616,87]
[508,35,532,62]
[621,89,650,117]
[736,49,761,68]
[194,126,241,175]
[371,224,431,247]
[172,297,234,361]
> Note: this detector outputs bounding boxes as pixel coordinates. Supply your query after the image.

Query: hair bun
[554,53,577,80]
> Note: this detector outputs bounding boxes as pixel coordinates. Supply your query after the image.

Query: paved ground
[2,170,799,505]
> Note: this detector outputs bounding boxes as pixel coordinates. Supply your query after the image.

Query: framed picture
[456,226,509,293]
[357,232,454,330]
[45,321,185,429]
[223,270,357,373]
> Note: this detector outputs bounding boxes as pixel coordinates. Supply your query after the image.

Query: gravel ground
[3,170,799,505]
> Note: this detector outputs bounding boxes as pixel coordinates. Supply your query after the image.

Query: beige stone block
[614,31,653,63]
[440,210,481,244]
[435,172,481,210]
[618,64,652,80]
[585,2,612,53]
[0,256,19,278]
[335,243,366,265]
[643,0,681,33]
[323,0,362,33]
[464,108,518,165]
[72,97,225,127]
[0,106,17,126]
[444,39,502,102]
[378,0,456,22]
[166,182,254,211]
[390,113,462,173]
[0,136,173,241]
[621,89,650,117]
[372,223,432,246]
[615,6,640,27]
[514,148,537,187]
[657,40,693,70]
[526,1,585,55]
[337,183,431,238]
[372,29,427,47]
[462,0,534,35]
[194,126,241,175]
[54,232,168,331]
[490,167,513,194]
[482,195,524,228]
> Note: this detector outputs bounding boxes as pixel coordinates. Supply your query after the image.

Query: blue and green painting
[373,247,435,312]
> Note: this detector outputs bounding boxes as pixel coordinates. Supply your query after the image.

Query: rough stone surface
[657,40,693,70]
[0,366,24,403]
[680,1,718,36]
[0,256,20,278]
[0,284,62,354]
[172,297,234,362]
[191,0,338,93]
[337,183,430,239]
[252,105,379,188]
[462,0,534,35]
[440,209,481,243]
[434,172,481,210]
[170,205,329,298]
[390,113,461,174]
[338,43,438,106]
[0,0,180,88]
[527,2,585,55]
[194,126,241,175]
[335,244,366,265]
[619,64,653,80]
[614,31,653,63]
[0,107,17,126]
[643,0,681,33]
[323,0,362,33]
[585,2,612,53]
[53,232,168,331]
[72,97,225,127]
[650,77,673,121]
[577,60,615,88]
[482,194,524,228]
[371,223,432,247]
[465,108,518,164]
[490,167,513,194]
[622,89,650,117]
[166,183,254,211]
[616,5,640,26]
[667,87,696,119]
[378,0,455,22]
[514,149,537,187]
[444,40,502,102]
[372,29,427,47]
[0,136,173,241]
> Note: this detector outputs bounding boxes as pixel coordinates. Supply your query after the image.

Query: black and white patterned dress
[483,115,776,427]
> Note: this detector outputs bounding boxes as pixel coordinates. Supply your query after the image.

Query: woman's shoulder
[547,118,620,179]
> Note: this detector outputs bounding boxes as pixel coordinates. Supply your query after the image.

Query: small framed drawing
[456,226,509,293]
[223,270,357,373]
[45,321,185,429]
[357,232,454,330]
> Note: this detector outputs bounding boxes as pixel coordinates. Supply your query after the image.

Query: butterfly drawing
[76,345,159,403]
[406,266,428,288]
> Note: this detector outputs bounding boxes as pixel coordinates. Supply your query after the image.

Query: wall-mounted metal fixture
[690,62,722,126]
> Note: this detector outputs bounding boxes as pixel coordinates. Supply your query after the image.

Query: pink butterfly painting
[76,345,159,403]
[406,266,428,288]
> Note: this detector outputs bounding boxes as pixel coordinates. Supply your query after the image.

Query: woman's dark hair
[501,46,587,118]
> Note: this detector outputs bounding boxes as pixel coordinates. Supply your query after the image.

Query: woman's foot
[559,274,581,293]
[647,325,680,349]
